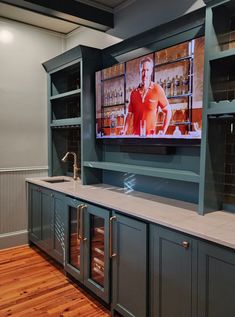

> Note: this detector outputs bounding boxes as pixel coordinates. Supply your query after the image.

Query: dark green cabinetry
[48,59,82,178]
[50,192,66,263]
[65,197,111,303]
[43,46,102,183]
[198,241,235,317]
[28,184,235,317]
[150,225,197,317]
[199,0,235,213]
[28,184,66,265]
[29,184,45,243]
[112,212,148,317]
[41,187,52,251]
[150,224,235,317]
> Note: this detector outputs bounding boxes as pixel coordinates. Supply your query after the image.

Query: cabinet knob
[182,241,190,249]
[51,193,54,198]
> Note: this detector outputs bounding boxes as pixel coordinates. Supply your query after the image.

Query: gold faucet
[61,152,80,180]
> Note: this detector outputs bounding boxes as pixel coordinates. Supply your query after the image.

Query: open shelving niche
[43,45,103,181]
[199,0,235,214]
[83,161,200,183]
[48,59,82,178]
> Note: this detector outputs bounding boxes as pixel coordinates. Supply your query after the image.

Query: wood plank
[0,245,111,317]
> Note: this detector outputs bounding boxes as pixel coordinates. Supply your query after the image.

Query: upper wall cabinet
[43,46,102,181]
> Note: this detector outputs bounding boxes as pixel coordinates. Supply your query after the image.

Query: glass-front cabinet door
[65,197,110,303]
[83,202,110,303]
[65,197,84,283]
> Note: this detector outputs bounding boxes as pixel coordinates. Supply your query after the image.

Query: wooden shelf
[83,161,200,183]
[207,100,235,115]
[50,117,81,127]
[154,55,193,67]
[102,103,125,108]
[167,93,192,99]
[209,49,235,62]
[102,74,124,82]
[50,89,81,101]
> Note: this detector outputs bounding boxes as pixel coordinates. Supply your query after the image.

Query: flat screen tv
[95,37,205,146]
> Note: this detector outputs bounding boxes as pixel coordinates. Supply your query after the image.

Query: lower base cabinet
[150,225,235,317]
[112,212,148,317]
[150,225,197,317]
[28,184,66,264]
[198,241,235,317]
[28,184,235,317]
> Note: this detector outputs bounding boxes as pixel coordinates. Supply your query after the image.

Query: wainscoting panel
[0,167,48,249]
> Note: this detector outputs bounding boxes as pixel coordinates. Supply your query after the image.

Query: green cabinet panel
[150,225,197,317]
[28,183,66,265]
[41,188,53,251]
[65,197,111,303]
[29,184,42,243]
[51,192,66,264]
[112,212,148,317]
[198,241,235,317]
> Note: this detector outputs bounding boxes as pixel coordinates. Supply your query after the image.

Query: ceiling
[78,0,132,11]
[0,0,134,34]
[0,2,79,34]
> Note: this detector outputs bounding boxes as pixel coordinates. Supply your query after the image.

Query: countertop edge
[26,177,235,251]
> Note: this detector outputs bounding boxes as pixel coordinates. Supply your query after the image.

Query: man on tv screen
[123,56,172,136]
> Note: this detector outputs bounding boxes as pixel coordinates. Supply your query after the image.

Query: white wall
[65,26,122,51]
[107,0,205,39]
[0,18,64,169]
[0,18,64,248]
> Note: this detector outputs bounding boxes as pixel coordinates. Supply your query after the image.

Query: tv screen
[95,37,205,145]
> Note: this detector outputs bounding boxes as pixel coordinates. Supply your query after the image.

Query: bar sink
[43,178,72,184]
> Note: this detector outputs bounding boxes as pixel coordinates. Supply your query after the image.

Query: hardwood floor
[0,245,111,317]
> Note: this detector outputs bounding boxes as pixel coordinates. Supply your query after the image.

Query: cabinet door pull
[109,216,117,258]
[182,241,190,249]
[77,204,82,240]
[80,204,87,241]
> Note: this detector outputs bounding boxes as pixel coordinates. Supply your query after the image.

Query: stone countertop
[26,176,235,250]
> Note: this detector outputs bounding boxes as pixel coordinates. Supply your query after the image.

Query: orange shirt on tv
[128,82,168,135]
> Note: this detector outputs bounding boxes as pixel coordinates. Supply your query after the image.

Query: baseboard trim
[0,230,28,250]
